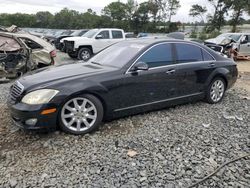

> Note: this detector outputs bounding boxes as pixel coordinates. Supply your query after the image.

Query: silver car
[205,33,250,59]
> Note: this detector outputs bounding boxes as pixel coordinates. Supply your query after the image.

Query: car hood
[63,36,92,42]
[19,63,116,90]
[205,37,233,45]
[205,37,224,44]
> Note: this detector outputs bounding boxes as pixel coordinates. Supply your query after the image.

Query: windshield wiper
[91,61,102,66]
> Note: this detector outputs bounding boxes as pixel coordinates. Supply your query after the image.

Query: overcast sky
[0,0,229,22]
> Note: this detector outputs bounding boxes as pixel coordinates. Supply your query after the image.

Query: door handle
[209,63,215,67]
[166,69,176,74]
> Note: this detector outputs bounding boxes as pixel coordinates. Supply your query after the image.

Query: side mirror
[131,62,149,72]
[96,35,103,39]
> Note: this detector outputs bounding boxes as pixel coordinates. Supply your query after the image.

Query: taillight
[50,50,57,57]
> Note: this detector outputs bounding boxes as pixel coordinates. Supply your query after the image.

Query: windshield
[228,34,241,42]
[83,29,99,38]
[89,42,146,68]
[71,30,82,36]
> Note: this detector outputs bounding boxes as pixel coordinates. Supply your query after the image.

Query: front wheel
[77,48,92,61]
[59,94,103,135]
[205,77,226,104]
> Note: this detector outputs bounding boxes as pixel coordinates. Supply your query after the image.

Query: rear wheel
[78,48,92,61]
[59,94,103,135]
[205,77,226,104]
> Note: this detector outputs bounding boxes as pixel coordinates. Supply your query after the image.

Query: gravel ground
[0,80,250,187]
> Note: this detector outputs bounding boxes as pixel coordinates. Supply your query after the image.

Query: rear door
[111,30,124,43]
[173,42,216,96]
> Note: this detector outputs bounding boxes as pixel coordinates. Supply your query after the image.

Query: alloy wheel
[210,80,225,103]
[61,97,97,132]
[80,50,90,60]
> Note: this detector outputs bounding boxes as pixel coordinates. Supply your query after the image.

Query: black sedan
[8,39,238,135]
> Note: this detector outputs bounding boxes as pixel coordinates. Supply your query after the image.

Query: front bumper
[8,102,58,131]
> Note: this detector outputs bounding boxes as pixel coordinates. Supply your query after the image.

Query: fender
[55,79,109,112]
[205,67,230,88]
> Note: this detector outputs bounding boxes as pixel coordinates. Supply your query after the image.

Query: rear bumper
[8,102,58,131]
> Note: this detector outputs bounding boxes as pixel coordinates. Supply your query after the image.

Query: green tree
[53,8,80,29]
[230,0,247,32]
[102,1,127,21]
[189,4,207,23]
[35,11,53,28]
[206,0,232,32]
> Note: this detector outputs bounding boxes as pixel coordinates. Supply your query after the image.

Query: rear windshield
[89,42,146,68]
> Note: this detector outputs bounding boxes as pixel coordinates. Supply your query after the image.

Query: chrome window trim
[114,92,203,112]
[125,41,216,74]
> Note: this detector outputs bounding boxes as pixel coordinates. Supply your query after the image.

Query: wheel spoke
[81,100,87,108]
[76,120,81,131]
[86,114,96,120]
[68,118,75,126]
[65,106,76,113]
[86,106,95,112]
[73,99,80,109]
[63,113,74,118]
[82,119,91,128]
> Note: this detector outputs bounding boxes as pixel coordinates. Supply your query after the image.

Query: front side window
[112,31,123,39]
[137,43,173,68]
[175,43,203,63]
[98,31,110,39]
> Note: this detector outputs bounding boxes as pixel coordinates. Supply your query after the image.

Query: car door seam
[113,92,203,112]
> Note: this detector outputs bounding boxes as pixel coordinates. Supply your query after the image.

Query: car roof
[121,38,199,45]
[118,38,224,60]
[0,32,54,50]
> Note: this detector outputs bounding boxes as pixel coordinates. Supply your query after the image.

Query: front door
[110,43,177,111]
[239,35,250,56]
[93,30,113,53]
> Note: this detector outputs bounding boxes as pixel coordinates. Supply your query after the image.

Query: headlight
[21,89,59,105]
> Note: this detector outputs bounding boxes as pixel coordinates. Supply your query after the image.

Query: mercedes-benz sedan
[8,39,238,135]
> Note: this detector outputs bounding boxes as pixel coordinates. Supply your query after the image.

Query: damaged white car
[0,32,56,79]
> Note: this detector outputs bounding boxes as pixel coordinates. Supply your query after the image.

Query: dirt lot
[0,55,249,188]
[236,61,250,95]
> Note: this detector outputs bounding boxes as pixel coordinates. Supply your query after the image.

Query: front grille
[10,81,24,101]
[64,41,74,52]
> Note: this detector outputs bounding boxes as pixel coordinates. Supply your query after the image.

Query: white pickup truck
[62,28,126,61]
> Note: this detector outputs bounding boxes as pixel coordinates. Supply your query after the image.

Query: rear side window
[20,38,42,49]
[175,43,203,63]
[137,43,173,68]
[112,31,123,39]
[202,49,214,61]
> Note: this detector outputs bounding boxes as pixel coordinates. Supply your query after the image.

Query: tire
[68,52,77,59]
[205,77,226,104]
[77,48,92,61]
[59,94,104,135]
